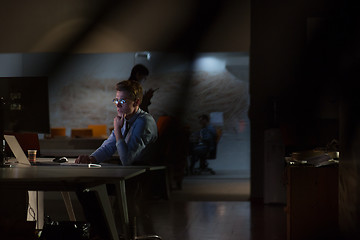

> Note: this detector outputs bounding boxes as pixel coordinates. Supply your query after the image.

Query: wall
[18,52,249,135]
[0,54,22,77]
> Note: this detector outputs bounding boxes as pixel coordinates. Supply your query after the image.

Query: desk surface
[6,157,164,170]
[0,165,146,191]
[1,158,166,194]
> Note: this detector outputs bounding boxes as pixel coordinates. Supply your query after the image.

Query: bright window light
[194,56,225,72]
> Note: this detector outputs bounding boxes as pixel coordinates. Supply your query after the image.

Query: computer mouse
[53,157,68,163]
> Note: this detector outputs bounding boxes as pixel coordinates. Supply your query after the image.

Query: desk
[0,165,146,240]
[286,165,338,240]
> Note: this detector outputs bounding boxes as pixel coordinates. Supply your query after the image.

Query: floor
[144,172,286,240]
[149,200,286,240]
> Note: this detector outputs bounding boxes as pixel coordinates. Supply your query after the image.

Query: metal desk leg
[114,180,130,240]
[88,185,119,240]
[61,192,76,221]
[27,191,44,229]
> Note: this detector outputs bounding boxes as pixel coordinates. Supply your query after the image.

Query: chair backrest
[50,127,66,138]
[88,124,108,138]
[155,115,189,165]
[71,128,93,138]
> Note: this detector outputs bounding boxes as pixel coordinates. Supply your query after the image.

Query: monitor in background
[0,77,50,134]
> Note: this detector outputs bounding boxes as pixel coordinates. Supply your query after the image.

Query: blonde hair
[116,80,143,102]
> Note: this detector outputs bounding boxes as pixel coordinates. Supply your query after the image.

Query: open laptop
[4,135,101,167]
[4,135,60,166]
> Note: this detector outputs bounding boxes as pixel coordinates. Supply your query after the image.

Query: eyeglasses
[113,98,127,105]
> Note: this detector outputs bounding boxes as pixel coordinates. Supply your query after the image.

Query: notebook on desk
[4,135,60,166]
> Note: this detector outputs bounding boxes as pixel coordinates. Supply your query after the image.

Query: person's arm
[116,116,157,166]
[88,131,117,163]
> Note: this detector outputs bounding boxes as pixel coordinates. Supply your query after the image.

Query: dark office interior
[1,0,360,239]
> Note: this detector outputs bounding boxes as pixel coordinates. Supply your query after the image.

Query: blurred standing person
[128,64,158,112]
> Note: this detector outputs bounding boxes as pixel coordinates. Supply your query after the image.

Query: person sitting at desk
[75,79,158,165]
[75,80,158,239]
[189,114,217,174]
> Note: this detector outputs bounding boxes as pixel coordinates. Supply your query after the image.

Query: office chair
[192,128,222,175]
[50,127,66,138]
[128,172,163,240]
[88,124,108,138]
[70,128,93,138]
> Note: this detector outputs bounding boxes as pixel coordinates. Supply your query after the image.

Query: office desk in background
[286,165,338,240]
[0,164,146,240]
[39,137,105,157]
